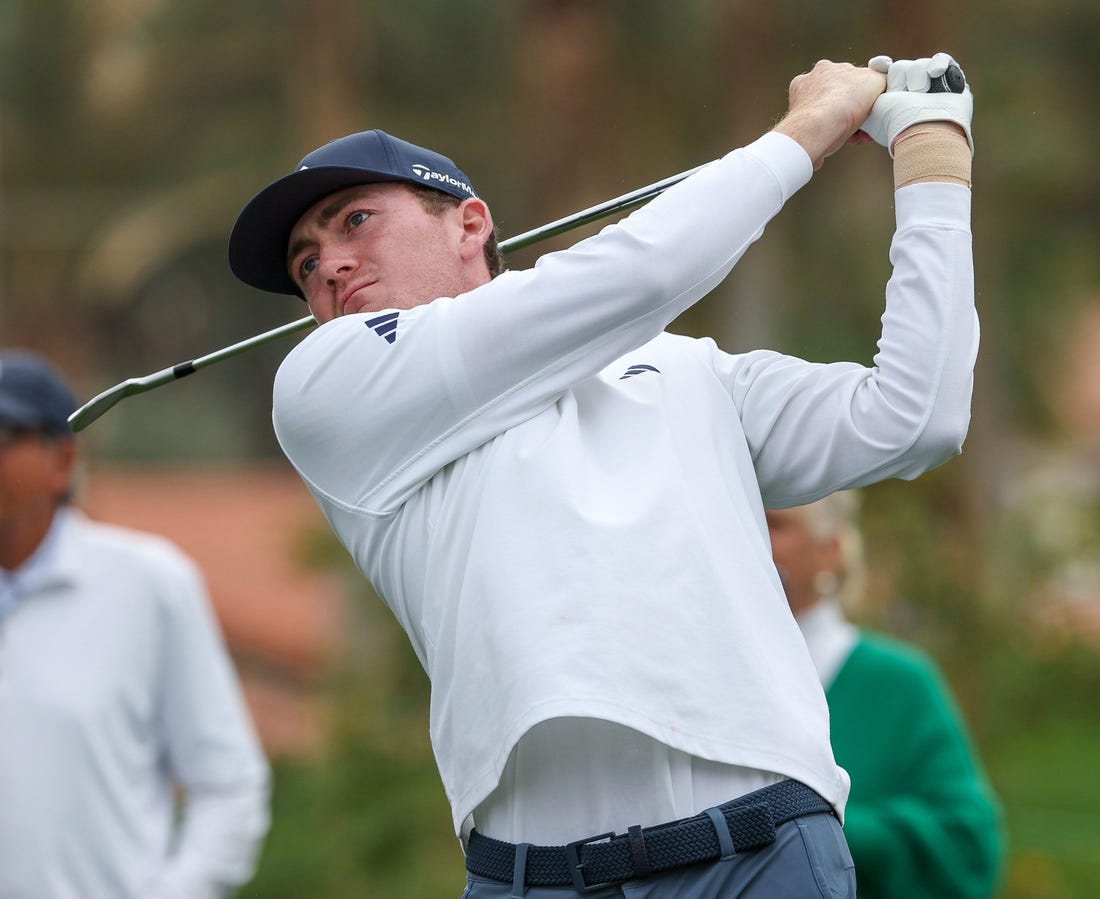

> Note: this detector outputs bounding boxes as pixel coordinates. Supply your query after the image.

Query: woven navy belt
[465,779,834,892]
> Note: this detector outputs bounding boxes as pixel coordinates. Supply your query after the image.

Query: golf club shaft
[69,160,711,431]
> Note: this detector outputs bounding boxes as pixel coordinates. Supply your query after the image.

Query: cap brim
[228,166,406,298]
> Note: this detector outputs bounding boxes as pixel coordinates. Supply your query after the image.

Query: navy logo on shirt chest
[365,312,400,344]
[619,363,660,380]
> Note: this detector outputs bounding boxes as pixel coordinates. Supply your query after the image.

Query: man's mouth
[340,281,378,314]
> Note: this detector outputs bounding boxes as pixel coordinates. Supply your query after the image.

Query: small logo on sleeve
[619,363,660,380]
[365,312,399,344]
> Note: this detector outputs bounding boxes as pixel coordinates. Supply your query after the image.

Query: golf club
[69,161,711,432]
[68,62,968,433]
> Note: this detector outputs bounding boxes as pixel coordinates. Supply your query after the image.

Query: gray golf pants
[461,813,856,899]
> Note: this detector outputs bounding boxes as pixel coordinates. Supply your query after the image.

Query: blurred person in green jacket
[766,491,1004,899]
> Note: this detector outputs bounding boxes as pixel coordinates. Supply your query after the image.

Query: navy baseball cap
[229,129,479,297]
[0,350,77,435]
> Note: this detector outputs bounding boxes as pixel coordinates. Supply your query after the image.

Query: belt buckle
[564,830,616,893]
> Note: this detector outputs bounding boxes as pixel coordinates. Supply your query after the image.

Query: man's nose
[319,250,359,283]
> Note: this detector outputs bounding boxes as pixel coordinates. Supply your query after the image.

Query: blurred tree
[513,0,621,232]
[240,534,466,899]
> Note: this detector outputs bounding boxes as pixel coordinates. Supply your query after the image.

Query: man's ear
[819,533,843,579]
[456,198,493,263]
[49,438,78,499]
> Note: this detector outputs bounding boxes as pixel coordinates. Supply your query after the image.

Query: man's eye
[299,257,319,278]
[348,210,369,228]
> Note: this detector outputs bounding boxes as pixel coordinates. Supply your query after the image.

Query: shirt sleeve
[145,551,271,899]
[713,182,978,507]
[273,132,813,514]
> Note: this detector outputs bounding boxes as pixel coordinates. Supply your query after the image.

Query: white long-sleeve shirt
[271,130,978,838]
[0,509,270,899]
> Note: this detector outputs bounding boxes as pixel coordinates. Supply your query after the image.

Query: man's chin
[338,300,377,319]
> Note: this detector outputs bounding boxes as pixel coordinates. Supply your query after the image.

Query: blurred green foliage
[2,1,1099,896]
[239,592,466,898]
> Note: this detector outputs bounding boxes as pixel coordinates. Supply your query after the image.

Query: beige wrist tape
[893,126,972,189]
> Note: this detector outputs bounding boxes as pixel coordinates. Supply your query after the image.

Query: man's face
[287,182,473,324]
[0,426,74,537]
[765,507,838,616]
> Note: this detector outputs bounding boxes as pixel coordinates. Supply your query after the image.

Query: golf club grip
[928,64,965,94]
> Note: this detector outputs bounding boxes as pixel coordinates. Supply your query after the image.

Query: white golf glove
[861,52,974,156]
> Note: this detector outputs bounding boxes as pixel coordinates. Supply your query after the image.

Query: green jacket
[828,633,1004,899]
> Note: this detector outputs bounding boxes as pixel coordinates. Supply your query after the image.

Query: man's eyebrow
[286,194,359,266]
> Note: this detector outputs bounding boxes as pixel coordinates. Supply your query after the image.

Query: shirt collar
[793,596,859,689]
[0,507,80,603]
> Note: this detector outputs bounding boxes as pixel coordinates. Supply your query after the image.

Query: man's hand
[773,60,886,170]
[860,53,974,155]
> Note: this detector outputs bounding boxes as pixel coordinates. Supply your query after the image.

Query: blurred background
[2,0,1099,896]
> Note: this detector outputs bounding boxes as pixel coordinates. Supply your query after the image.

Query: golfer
[228,54,976,897]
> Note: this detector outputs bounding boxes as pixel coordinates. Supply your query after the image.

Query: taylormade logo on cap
[410,164,477,198]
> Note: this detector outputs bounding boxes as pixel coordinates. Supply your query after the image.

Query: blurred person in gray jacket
[0,349,270,899]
